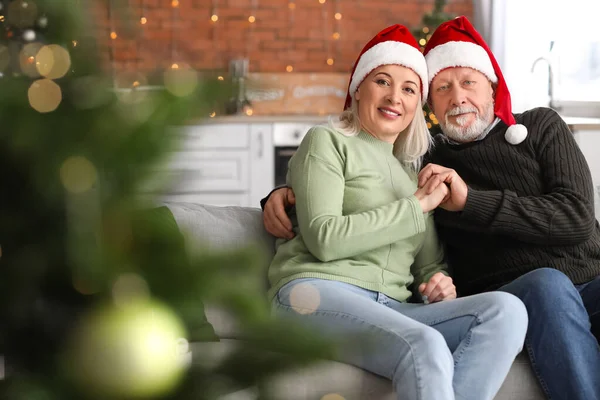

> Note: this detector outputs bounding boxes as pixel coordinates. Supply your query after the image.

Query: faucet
[531,56,561,112]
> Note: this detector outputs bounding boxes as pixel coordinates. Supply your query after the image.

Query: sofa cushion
[191,341,544,400]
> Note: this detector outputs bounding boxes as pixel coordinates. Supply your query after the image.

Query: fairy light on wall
[332,0,341,65]
[286,0,295,72]
[211,0,220,116]
[170,0,179,67]
[246,0,257,58]
[108,0,117,87]
[135,0,146,87]
[321,0,333,66]
[211,0,219,22]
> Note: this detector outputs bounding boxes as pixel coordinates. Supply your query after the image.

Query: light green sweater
[267,125,447,302]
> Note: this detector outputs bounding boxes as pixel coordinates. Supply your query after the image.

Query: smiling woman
[354,65,421,144]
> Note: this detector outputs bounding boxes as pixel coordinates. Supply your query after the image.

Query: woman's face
[355,64,421,143]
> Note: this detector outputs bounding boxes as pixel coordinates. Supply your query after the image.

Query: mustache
[446,106,478,117]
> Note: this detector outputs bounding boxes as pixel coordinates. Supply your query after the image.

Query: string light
[286,0,295,72]
[211,0,219,23]
[332,0,342,67]
[137,0,146,87]
[170,0,179,70]
[246,0,258,59]
[318,0,326,3]
[326,58,334,66]
[217,75,224,80]
[108,1,117,87]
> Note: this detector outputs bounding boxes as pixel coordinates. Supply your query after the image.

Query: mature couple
[262,16,600,400]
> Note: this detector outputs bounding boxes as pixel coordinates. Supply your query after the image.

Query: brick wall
[94,0,472,75]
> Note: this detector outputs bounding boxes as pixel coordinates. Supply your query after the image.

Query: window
[501,0,600,115]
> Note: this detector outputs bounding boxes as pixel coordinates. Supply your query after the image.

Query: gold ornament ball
[65,299,188,398]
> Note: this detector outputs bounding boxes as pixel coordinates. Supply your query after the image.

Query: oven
[272,122,323,187]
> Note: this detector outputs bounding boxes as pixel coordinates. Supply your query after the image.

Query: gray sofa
[167,202,545,400]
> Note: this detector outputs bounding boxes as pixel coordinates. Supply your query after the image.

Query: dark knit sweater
[427,107,600,295]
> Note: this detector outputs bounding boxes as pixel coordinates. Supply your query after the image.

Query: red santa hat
[423,16,527,145]
[344,24,428,110]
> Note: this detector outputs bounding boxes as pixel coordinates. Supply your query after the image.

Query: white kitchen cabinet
[141,122,274,208]
[249,123,274,207]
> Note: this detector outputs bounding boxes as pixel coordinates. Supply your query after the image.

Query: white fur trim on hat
[425,41,498,84]
[504,124,528,145]
[349,41,428,101]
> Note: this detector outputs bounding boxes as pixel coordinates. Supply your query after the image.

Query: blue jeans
[499,268,600,400]
[273,278,528,400]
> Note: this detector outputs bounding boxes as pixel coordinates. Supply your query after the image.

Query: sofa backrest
[164,202,276,339]
[166,202,275,259]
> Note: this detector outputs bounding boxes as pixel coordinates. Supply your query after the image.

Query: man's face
[429,67,495,143]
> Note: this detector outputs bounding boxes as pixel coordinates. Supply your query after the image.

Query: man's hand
[418,163,468,212]
[263,187,296,239]
[418,272,456,304]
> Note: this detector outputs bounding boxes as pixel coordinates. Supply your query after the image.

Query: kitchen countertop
[561,116,600,130]
[182,114,600,129]
[183,115,333,125]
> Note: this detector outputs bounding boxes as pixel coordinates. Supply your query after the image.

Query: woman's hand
[418,272,457,304]
[414,174,449,213]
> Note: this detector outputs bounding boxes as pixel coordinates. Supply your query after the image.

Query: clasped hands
[415,163,468,213]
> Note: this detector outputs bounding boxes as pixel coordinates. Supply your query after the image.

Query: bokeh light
[60,156,97,194]
[19,42,43,77]
[289,282,321,314]
[7,0,38,29]
[164,64,198,97]
[66,300,188,398]
[36,44,71,79]
[28,78,62,113]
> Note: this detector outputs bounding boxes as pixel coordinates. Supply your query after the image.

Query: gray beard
[440,101,495,143]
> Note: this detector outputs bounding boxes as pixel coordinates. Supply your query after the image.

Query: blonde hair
[329,97,431,171]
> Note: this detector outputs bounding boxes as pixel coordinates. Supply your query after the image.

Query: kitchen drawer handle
[257,132,263,158]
